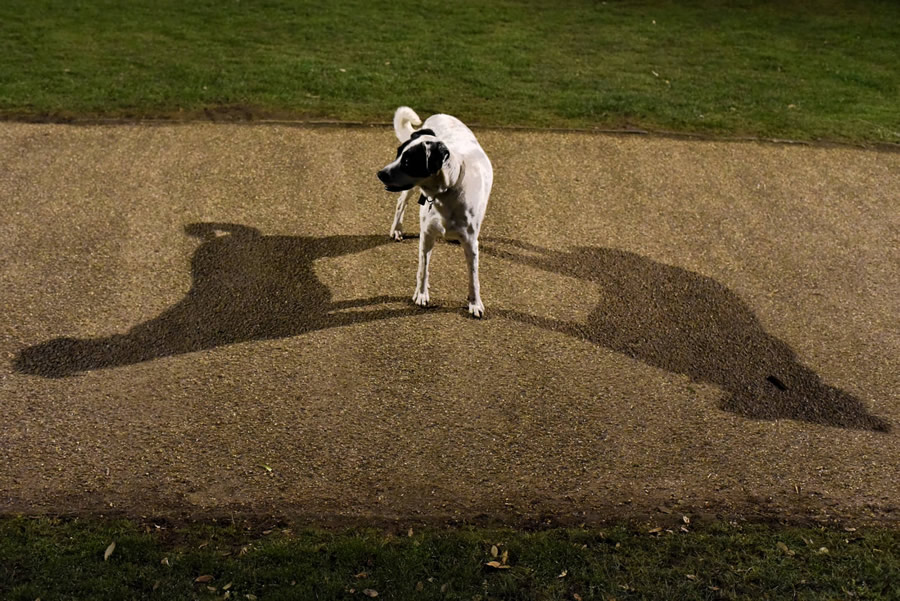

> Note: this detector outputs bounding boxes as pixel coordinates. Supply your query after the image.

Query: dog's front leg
[463,237,484,318]
[413,230,437,307]
[389,189,412,241]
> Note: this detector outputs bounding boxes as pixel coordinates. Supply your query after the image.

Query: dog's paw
[412,290,430,307]
[389,228,403,241]
[468,301,485,319]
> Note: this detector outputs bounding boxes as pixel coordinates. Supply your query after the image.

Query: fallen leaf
[246,595,257,601]
[415,581,424,591]
[685,574,696,580]
[362,589,378,598]
[818,547,830,555]
[354,572,369,579]
[104,541,116,561]
[408,527,414,537]
[491,545,498,558]
[776,542,795,556]
[558,570,568,578]
[648,527,663,534]
[223,582,232,591]
[501,550,509,564]
[485,561,511,569]
[440,584,448,593]
[161,557,170,566]
[195,575,214,583]
[573,594,583,601]
[682,515,691,525]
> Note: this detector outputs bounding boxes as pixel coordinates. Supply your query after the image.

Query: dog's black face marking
[427,140,450,174]
[378,136,449,192]
[399,141,448,178]
[395,128,436,158]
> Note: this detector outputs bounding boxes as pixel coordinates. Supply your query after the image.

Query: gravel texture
[1,123,898,526]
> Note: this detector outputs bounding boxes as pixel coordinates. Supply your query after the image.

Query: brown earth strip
[1,123,898,527]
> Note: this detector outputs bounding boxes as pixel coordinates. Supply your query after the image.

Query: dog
[377,106,493,318]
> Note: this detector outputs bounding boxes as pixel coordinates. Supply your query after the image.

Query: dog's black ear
[396,128,437,158]
[410,128,435,141]
[427,141,450,174]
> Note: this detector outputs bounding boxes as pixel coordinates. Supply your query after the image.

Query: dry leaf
[501,550,509,564]
[223,583,232,591]
[161,557,170,566]
[558,570,568,578]
[685,574,696,580]
[573,594,583,601]
[104,541,116,561]
[491,545,498,558]
[682,515,691,524]
[485,561,511,569]
[648,527,663,534]
[354,572,369,579]
[415,581,424,592]
[362,589,378,598]
[408,528,414,537]
[818,547,830,555]
[776,542,795,556]
[195,575,214,583]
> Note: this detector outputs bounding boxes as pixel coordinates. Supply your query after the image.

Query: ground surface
[1,123,898,527]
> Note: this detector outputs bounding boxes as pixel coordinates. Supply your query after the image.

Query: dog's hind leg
[389,189,413,241]
[463,237,484,318]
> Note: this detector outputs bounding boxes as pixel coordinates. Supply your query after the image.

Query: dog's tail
[393,106,422,142]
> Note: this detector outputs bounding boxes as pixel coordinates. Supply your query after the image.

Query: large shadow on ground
[482,238,889,432]
[13,223,422,378]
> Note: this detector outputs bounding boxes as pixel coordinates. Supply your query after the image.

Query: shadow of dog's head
[377,128,449,192]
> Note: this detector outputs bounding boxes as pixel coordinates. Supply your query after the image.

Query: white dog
[377,106,493,318]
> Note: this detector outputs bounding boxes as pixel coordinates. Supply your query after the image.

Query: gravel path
[1,123,898,526]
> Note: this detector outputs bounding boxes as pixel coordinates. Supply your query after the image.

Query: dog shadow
[482,237,890,432]
[13,223,429,378]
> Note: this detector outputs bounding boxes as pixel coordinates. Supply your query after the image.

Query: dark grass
[1,0,898,143]
[2,516,899,600]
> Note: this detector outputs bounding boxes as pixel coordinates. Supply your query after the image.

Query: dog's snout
[377,169,389,183]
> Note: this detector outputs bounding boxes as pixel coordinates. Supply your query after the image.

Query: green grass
[1,0,898,143]
[2,516,899,600]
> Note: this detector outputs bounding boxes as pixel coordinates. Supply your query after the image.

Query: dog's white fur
[378,106,492,318]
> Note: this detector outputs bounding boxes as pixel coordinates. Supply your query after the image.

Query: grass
[0,0,898,143]
[2,516,899,600]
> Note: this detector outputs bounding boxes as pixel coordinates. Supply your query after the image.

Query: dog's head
[377,129,450,192]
